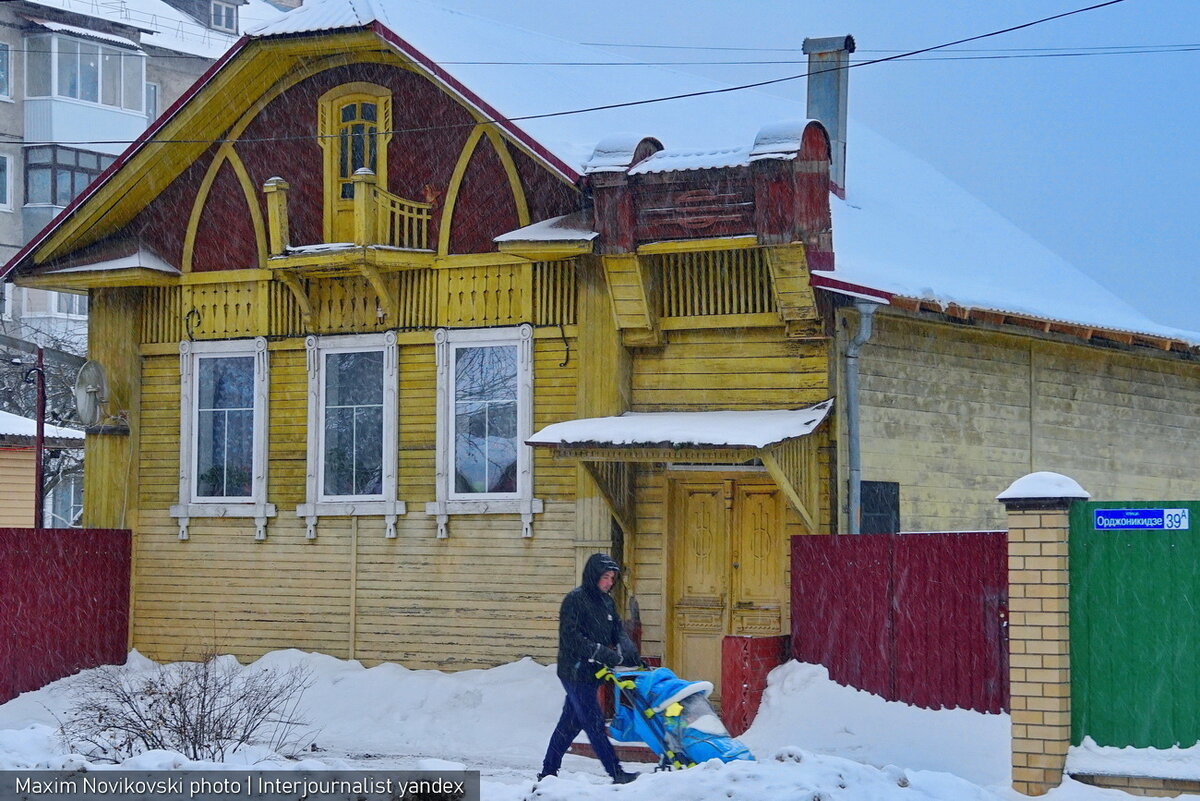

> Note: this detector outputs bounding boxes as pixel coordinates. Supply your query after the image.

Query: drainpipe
[845,301,880,534]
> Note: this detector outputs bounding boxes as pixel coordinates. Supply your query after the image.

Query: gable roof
[7,0,1198,353]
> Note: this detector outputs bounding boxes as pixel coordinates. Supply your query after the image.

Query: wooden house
[6,0,1200,701]
[0,410,82,527]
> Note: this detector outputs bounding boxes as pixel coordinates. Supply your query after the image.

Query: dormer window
[211,0,237,32]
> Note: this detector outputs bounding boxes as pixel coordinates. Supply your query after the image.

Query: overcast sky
[427,0,1197,330]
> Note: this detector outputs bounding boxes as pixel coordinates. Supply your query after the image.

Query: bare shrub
[59,654,314,762]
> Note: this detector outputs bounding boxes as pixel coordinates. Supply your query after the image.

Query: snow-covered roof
[25,0,284,58]
[243,0,1200,349]
[26,18,142,50]
[45,247,179,275]
[493,211,596,244]
[0,409,84,442]
[527,399,832,450]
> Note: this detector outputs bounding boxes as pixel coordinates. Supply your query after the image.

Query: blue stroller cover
[608,667,754,766]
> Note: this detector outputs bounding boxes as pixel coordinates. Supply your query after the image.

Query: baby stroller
[601,666,754,770]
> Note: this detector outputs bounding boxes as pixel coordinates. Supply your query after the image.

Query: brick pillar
[997,472,1089,797]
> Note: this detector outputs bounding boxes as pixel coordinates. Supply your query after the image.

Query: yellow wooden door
[669,476,786,706]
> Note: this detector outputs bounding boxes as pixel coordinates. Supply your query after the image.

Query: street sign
[1093,508,1190,531]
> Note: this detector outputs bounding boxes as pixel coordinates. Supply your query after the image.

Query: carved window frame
[170,337,275,540]
[426,325,542,538]
[316,82,393,242]
[296,332,404,538]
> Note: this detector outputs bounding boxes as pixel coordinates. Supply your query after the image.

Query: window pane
[27,166,51,203]
[322,351,384,497]
[0,43,10,98]
[78,43,99,102]
[453,346,519,494]
[27,147,53,165]
[122,54,142,111]
[101,49,120,107]
[77,151,99,170]
[361,102,376,122]
[57,38,78,98]
[325,351,382,406]
[0,158,7,207]
[340,103,356,123]
[196,357,255,497]
[353,406,383,495]
[26,36,50,97]
[145,82,158,119]
[73,171,91,197]
[54,169,72,206]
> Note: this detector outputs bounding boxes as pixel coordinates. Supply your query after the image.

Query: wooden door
[669,476,785,705]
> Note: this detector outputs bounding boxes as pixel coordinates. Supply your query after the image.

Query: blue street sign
[1093,508,1190,531]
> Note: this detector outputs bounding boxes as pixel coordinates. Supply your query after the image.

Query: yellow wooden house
[0,0,848,698]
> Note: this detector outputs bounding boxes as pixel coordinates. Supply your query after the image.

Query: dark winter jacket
[556,553,639,683]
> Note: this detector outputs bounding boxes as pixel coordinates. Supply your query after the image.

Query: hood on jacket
[582,552,620,595]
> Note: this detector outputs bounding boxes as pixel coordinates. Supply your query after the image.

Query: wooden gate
[1070,501,1200,748]
[668,475,787,705]
[791,531,1008,713]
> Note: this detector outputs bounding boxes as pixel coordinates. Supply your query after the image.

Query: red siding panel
[0,528,130,703]
[791,532,1008,714]
[721,634,789,736]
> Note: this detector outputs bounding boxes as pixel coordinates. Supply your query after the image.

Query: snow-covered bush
[58,654,313,762]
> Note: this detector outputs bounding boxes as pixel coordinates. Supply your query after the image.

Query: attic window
[211,0,237,32]
[318,83,392,242]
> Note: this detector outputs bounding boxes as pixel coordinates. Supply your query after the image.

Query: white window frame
[297,332,404,538]
[425,324,541,538]
[211,0,238,33]
[169,337,275,540]
[0,42,10,101]
[0,153,10,211]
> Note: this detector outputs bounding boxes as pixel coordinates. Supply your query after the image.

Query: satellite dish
[73,360,109,427]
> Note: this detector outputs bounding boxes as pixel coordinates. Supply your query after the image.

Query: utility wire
[8,0,1132,148]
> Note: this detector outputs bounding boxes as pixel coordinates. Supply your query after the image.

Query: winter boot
[612,770,639,784]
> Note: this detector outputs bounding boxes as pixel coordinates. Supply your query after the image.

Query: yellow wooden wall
[0,449,35,527]
[843,310,1200,532]
[625,323,832,659]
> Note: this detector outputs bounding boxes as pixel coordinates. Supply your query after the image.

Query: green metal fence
[1069,501,1200,748]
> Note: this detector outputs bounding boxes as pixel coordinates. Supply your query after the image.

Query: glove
[592,643,622,667]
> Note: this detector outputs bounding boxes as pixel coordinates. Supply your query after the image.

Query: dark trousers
[540,677,622,777]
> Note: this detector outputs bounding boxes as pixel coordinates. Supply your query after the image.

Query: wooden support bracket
[358,263,398,322]
[276,272,313,320]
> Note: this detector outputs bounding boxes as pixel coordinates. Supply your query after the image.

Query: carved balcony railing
[262,169,432,256]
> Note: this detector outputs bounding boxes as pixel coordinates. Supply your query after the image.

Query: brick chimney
[802,35,854,197]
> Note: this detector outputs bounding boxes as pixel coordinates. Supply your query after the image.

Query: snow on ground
[0,651,1195,801]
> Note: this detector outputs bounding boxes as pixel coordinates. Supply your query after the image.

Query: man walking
[538,553,640,784]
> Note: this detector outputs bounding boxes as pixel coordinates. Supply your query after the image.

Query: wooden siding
[847,311,1200,532]
[131,329,584,669]
[0,450,35,527]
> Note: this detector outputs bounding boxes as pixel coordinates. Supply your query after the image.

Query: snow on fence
[791,531,1008,714]
[0,528,130,704]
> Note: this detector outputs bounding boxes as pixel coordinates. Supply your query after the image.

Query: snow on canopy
[250,0,1200,347]
[527,400,833,450]
[0,410,83,442]
[997,472,1090,501]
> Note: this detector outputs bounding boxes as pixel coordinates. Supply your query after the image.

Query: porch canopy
[526,399,833,533]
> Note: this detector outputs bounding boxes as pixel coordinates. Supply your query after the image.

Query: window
[54,291,87,316]
[145,82,159,121]
[211,0,238,32]
[170,338,276,540]
[317,83,391,242]
[0,154,10,211]
[861,481,900,534]
[25,146,115,207]
[297,333,404,538]
[0,43,10,99]
[25,34,144,111]
[45,472,84,528]
[426,325,542,538]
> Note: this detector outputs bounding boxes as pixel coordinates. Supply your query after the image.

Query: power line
[6,0,1133,149]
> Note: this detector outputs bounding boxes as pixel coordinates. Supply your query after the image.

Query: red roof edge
[809,273,892,303]
[370,20,582,186]
[1,36,253,281]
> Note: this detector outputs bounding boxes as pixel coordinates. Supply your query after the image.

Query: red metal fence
[791,531,1008,714]
[0,528,131,704]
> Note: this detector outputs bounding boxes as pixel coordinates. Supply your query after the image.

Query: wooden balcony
[262,169,433,264]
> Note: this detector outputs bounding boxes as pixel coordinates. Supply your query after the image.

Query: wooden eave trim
[17,268,180,290]
[637,235,759,255]
[889,294,1198,355]
[496,241,593,261]
[267,247,436,275]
